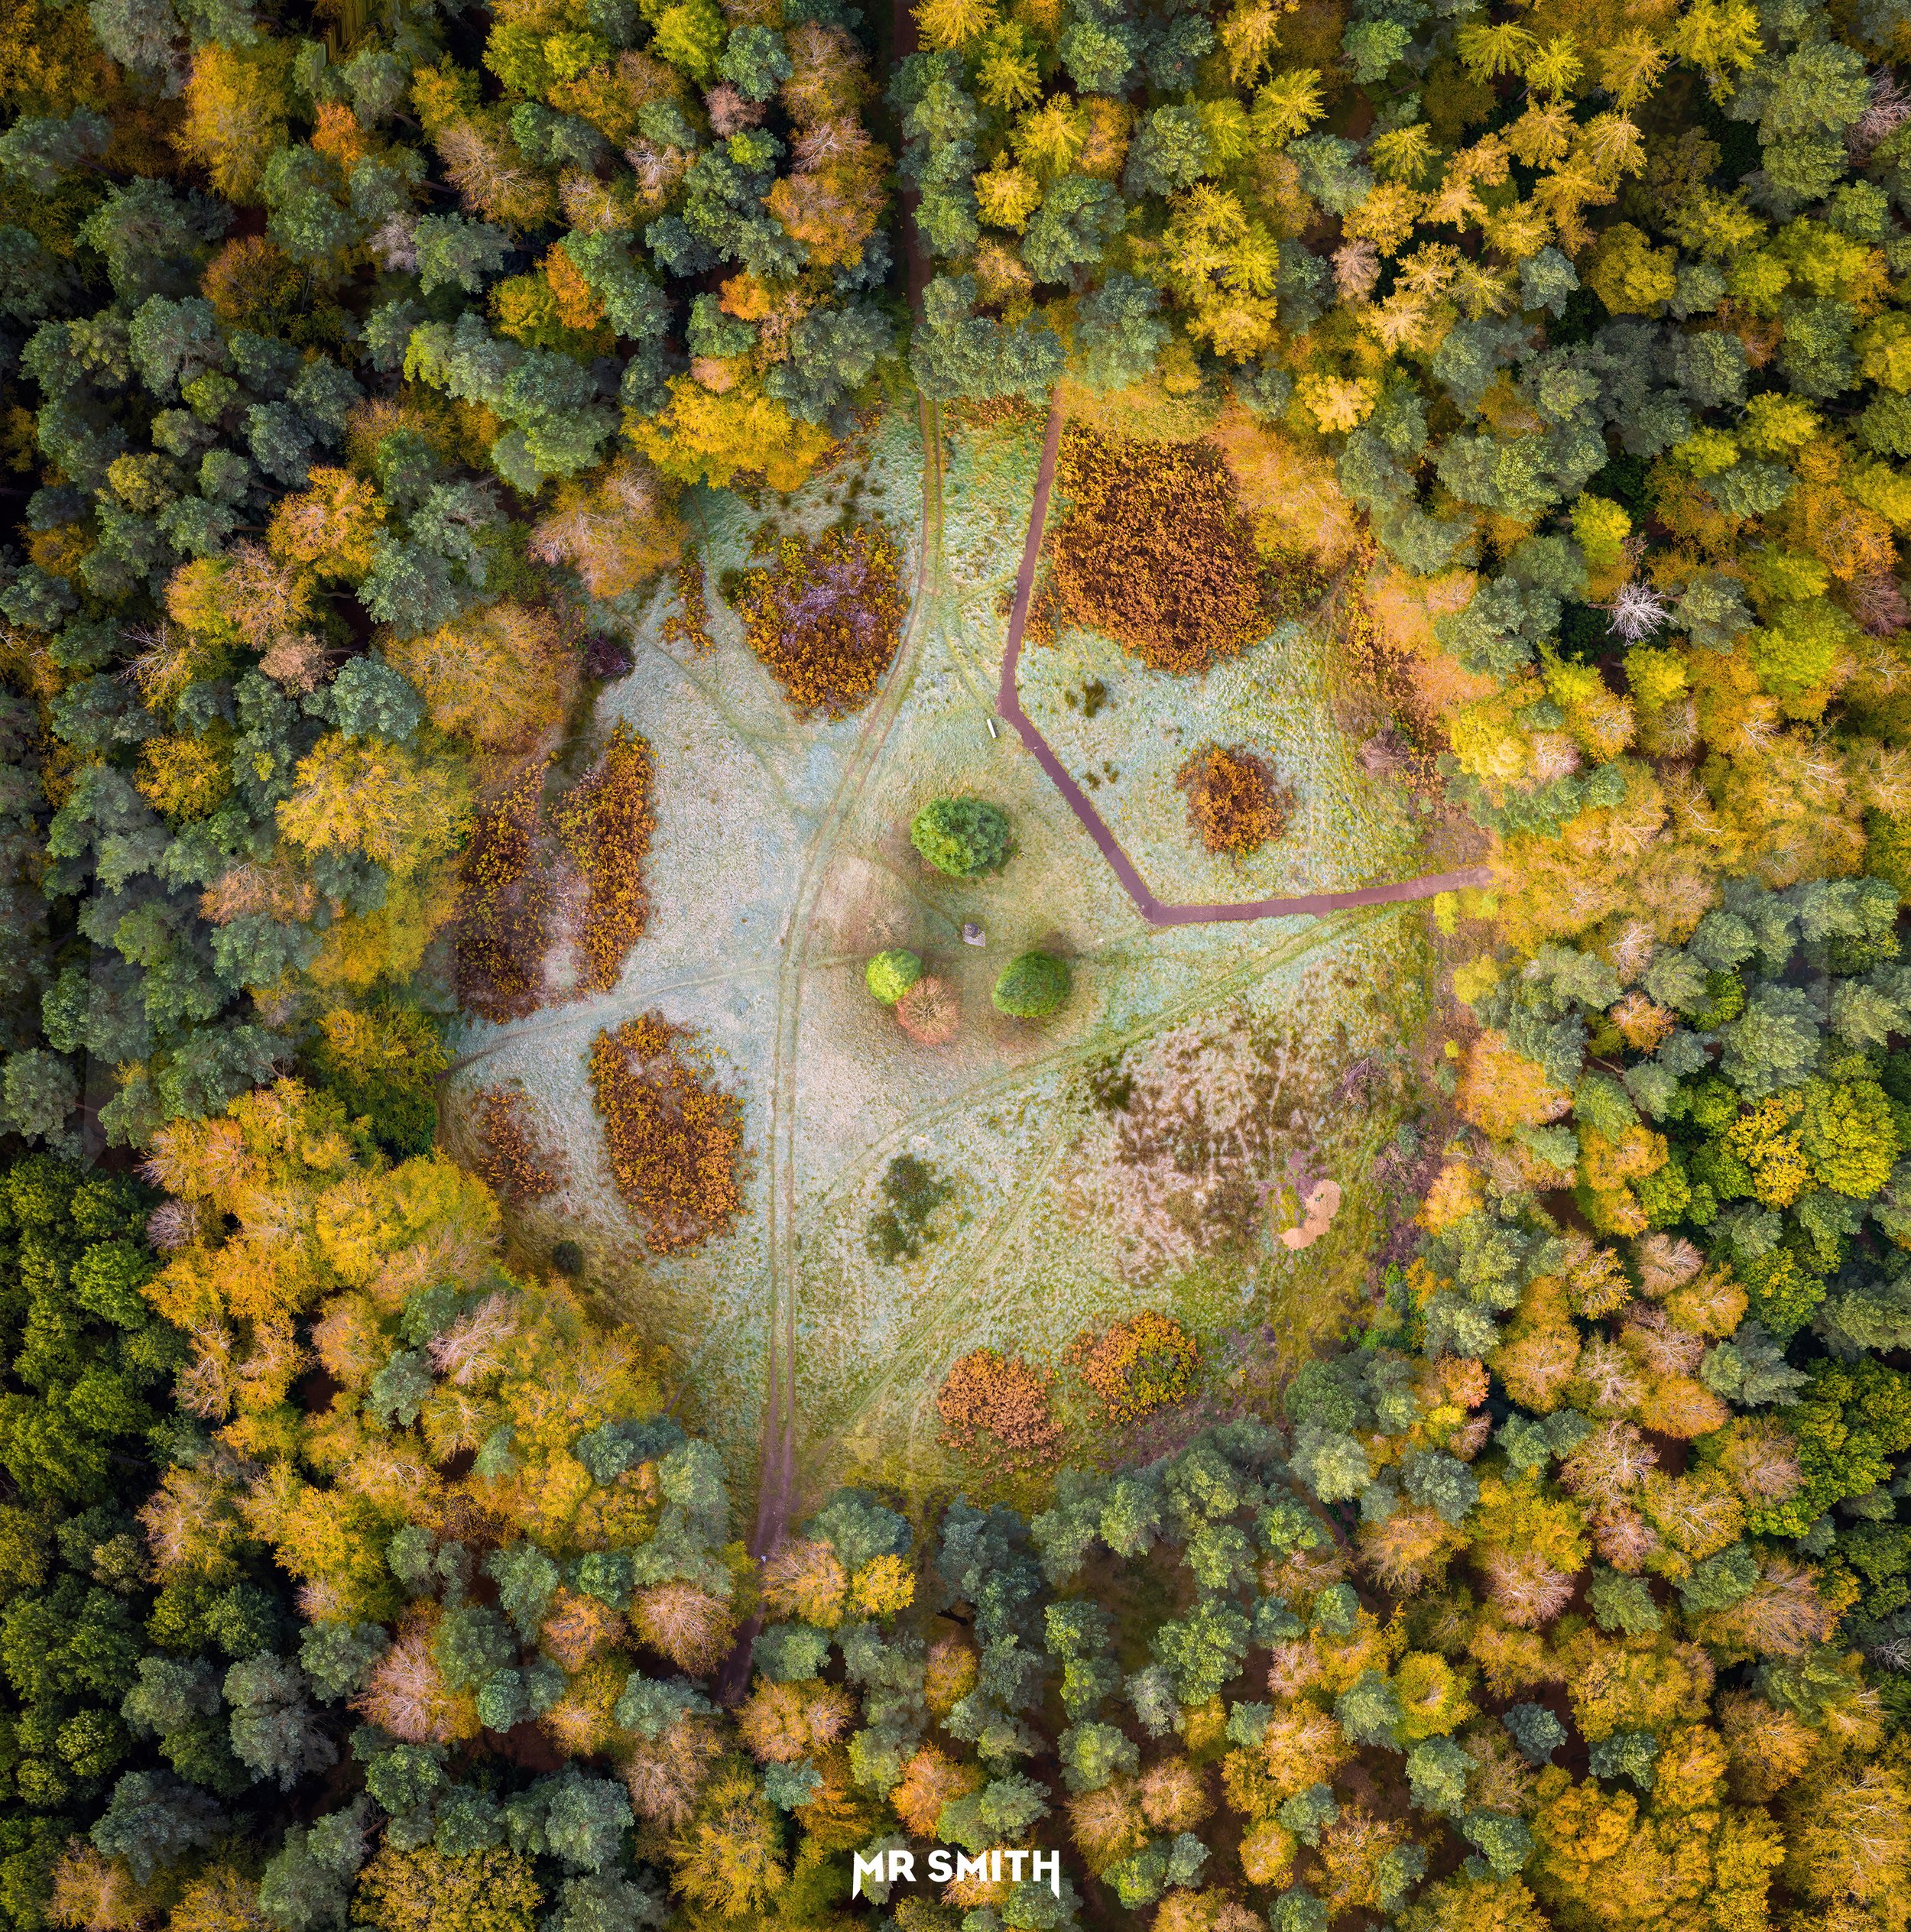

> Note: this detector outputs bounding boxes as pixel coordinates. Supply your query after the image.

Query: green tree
[910,797,1013,877]
[866,951,925,1005]
[993,953,1071,1019]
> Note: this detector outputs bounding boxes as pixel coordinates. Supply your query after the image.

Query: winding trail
[998,398,1493,922]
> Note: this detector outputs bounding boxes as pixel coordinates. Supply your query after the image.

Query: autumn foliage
[472,1087,566,1206]
[587,1014,745,1254]
[1050,428,1266,675]
[455,763,552,1023]
[935,1347,1062,1470]
[1176,744,1295,854]
[735,525,907,716]
[1072,1309,1201,1422]
[553,722,656,996]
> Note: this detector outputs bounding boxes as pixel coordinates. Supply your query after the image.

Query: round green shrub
[551,1240,586,1277]
[993,951,1071,1018]
[865,948,924,1004]
[910,797,1013,877]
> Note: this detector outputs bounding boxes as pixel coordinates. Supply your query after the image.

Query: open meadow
[446,400,1433,1502]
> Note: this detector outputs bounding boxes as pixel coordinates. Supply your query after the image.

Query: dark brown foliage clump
[473,1087,567,1205]
[455,726,658,1019]
[554,721,656,995]
[584,634,634,679]
[936,1348,1062,1471]
[456,763,551,1023]
[589,1013,745,1254]
[1176,743,1294,853]
[735,524,907,715]
[1049,427,1265,675]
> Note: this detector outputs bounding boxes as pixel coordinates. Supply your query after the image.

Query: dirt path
[732,47,944,1610]
[715,398,946,1701]
[751,400,947,1542]
[998,399,1494,922]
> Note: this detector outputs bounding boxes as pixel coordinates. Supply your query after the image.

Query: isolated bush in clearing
[1072,1310,1202,1423]
[1176,744,1295,854]
[588,1014,745,1255]
[553,722,657,996]
[910,797,1012,877]
[472,1087,566,1207]
[867,1154,955,1264]
[936,1348,1062,1471]
[994,952,1072,1019]
[895,975,960,1045]
[865,949,924,1004]
[584,634,635,681]
[1050,426,1265,675]
[735,525,907,716]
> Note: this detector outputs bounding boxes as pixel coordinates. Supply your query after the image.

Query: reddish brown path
[997,400,1493,923]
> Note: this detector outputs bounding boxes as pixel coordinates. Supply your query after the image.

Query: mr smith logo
[852,1846,1065,1899]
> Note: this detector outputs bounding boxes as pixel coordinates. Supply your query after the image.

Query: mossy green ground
[446,404,1431,1509]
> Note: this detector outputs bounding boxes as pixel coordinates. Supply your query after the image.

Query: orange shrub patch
[1176,743,1294,853]
[588,1014,745,1254]
[1049,427,1264,675]
[936,1348,1062,1470]
[554,721,656,995]
[735,524,907,715]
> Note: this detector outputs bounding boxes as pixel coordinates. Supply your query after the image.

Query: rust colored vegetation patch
[456,763,551,1023]
[735,524,907,716]
[1176,742,1294,854]
[1049,427,1266,675]
[935,1348,1062,1471]
[473,1086,567,1205]
[555,721,656,996]
[1070,1309,1201,1424]
[588,1013,745,1255]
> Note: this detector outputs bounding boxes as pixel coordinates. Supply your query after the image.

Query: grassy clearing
[443,404,1433,1510]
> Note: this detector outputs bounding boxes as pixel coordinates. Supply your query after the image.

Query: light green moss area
[443,404,1433,1509]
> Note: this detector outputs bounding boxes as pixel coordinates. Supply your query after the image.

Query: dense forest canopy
[6,0,1911,1917]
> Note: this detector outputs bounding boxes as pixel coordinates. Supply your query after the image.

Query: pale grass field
[443,406,1433,1506]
